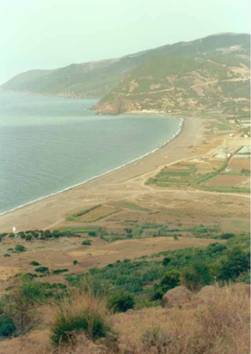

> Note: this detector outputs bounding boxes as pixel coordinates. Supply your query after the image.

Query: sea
[0,91,182,214]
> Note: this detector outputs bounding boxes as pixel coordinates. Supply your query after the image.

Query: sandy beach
[0,116,205,232]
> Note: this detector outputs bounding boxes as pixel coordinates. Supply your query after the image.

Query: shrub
[51,294,112,345]
[52,268,69,275]
[82,240,92,246]
[153,270,180,300]
[2,283,35,333]
[161,270,180,289]
[207,243,226,254]
[20,280,45,303]
[30,260,40,266]
[15,244,26,253]
[218,233,235,240]
[162,257,171,266]
[73,260,79,265]
[181,263,213,291]
[0,314,16,338]
[107,290,135,313]
[34,266,49,274]
[217,248,250,282]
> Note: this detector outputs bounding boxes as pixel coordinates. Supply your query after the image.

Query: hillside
[96,33,250,114]
[2,33,250,115]
[1,57,143,98]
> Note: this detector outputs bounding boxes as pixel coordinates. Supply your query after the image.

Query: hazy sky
[0,0,250,83]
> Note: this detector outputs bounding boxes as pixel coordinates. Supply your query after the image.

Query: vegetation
[82,239,92,246]
[136,284,249,354]
[66,234,250,306]
[218,247,250,281]
[107,290,135,313]
[152,270,180,300]
[2,33,249,117]
[148,155,250,194]
[30,260,40,266]
[52,268,69,275]
[51,294,113,345]
[66,204,101,221]
[0,314,16,338]
[0,229,75,241]
[181,263,213,291]
[34,266,49,274]
[14,244,26,253]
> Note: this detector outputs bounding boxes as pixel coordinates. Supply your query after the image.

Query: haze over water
[0,91,181,213]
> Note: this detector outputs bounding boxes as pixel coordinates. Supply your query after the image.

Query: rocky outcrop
[96,97,141,115]
[162,286,193,308]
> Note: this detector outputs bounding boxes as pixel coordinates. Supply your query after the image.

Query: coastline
[0,116,203,232]
[0,117,183,217]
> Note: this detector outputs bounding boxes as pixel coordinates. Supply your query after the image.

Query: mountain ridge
[2,32,250,115]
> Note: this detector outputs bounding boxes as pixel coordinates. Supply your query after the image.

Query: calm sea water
[0,91,182,213]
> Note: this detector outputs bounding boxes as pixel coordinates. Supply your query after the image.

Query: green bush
[0,314,16,338]
[181,263,213,291]
[73,260,79,265]
[207,243,226,254]
[218,233,235,240]
[217,248,250,282]
[162,257,171,266]
[82,240,92,246]
[52,268,69,275]
[34,266,49,274]
[51,297,111,345]
[30,260,40,266]
[152,270,180,299]
[15,244,26,253]
[107,290,135,313]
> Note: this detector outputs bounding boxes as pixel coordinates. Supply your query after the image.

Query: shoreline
[0,117,183,217]
[0,116,203,232]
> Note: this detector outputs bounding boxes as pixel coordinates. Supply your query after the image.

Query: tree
[181,263,212,291]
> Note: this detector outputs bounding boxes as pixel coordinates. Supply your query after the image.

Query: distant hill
[2,33,250,115]
[2,56,147,98]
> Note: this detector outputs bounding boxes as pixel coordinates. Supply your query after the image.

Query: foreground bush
[51,293,114,345]
[107,290,135,313]
[0,277,67,337]
[0,314,16,338]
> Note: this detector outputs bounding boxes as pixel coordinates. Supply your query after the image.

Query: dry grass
[50,291,113,343]
[114,283,250,354]
[0,284,249,354]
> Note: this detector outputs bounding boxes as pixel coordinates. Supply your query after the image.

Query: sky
[0,0,250,84]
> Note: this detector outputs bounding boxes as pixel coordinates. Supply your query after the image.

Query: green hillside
[2,33,250,114]
[96,33,250,114]
[1,57,143,98]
